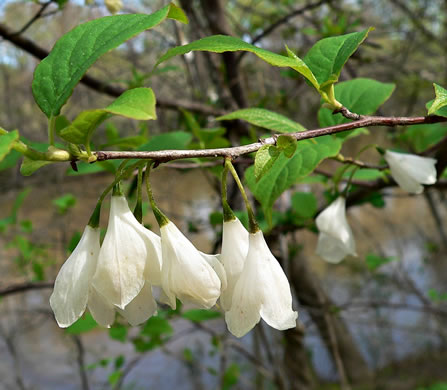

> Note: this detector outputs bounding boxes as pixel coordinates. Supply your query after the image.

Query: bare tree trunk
[283,324,314,390]
[290,252,372,385]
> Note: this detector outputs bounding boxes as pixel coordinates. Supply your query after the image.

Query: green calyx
[88,201,102,229]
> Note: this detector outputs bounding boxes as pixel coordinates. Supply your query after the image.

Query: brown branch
[94,114,447,162]
[0,23,225,117]
[11,1,53,36]
[0,281,53,297]
[237,0,331,63]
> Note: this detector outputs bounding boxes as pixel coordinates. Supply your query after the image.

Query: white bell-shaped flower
[88,286,116,328]
[117,282,158,326]
[160,221,221,309]
[219,218,249,311]
[225,230,297,338]
[92,195,162,310]
[50,226,100,328]
[384,150,437,194]
[315,196,356,264]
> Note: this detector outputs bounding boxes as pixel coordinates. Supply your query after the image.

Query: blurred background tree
[1,0,447,389]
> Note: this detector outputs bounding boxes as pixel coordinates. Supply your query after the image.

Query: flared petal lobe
[50,226,100,328]
[384,150,437,194]
[315,197,356,263]
[225,231,297,337]
[160,221,221,309]
[88,286,115,328]
[92,196,161,310]
[220,218,249,311]
[118,282,158,326]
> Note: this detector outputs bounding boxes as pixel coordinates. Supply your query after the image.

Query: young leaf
[427,83,447,116]
[106,88,157,120]
[59,87,156,144]
[276,135,297,157]
[246,135,342,225]
[32,4,186,118]
[155,35,319,89]
[318,78,395,137]
[20,157,53,176]
[0,130,19,163]
[60,110,109,145]
[218,108,305,133]
[304,29,372,86]
[254,145,280,181]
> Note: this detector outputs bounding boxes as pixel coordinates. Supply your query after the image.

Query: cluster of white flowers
[50,195,297,337]
[316,150,437,263]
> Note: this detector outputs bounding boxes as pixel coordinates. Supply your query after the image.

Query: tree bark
[290,252,372,385]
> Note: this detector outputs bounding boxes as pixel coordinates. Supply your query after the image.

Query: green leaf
[343,168,385,181]
[109,324,128,342]
[277,135,297,157]
[141,316,173,337]
[0,130,19,162]
[254,145,280,181]
[182,309,221,322]
[318,78,395,137]
[66,313,98,334]
[400,123,447,153]
[60,111,109,144]
[223,363,240,390]
[246,135,342,224]
[59,88,156,144]
[138,131,192,151]
[428,83,447,116]
[52,194,77,214]
[106,88,157,120]
[217,108,305,133]
[155,35,319,89]
[365,253,396,271]
[291,192,317,218]
[20,157,53,176]
[304,29,372,86]
[32,4,186,118]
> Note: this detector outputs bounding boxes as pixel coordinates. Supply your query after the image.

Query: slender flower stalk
[315,196,356,263]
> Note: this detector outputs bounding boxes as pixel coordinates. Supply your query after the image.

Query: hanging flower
[384,150,437,194]
[88,282,158,328]
[160,220,221,310]
[92,195,162,310]
[50,225,101,328]
[225,230,297,338]
[315,196,356,264]
[219,217,249,311]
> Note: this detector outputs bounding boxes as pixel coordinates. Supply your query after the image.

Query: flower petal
[88,286,115,328]
[117,282,157,326]
[226,231,297,337]
[200,252,228,292]
[315,197,356,263]
[220,218,249,311]
[385,151,437,194]
[161,221,221,309]
[92,196,147,309]
[49,226,100,328]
